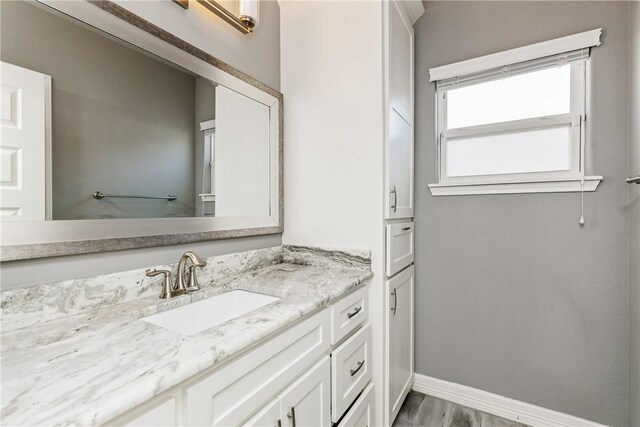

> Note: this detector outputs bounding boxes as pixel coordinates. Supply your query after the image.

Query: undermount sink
[142,290,280,336]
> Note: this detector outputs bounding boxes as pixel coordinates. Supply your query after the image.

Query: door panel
[0,61,49,221]
[389,0,413,124]
[279,356,330,427]
[386,266,414,424]
[386,108,413,219]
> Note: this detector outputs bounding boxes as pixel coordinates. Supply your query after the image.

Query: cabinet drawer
[337,383,374,427]
[331,287,368,344]
[114,395,177,427]
[184,309,330,426]
[385,222,414,277]
[331,323,372,422]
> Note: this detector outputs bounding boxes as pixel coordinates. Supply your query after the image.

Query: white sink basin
[142,290,280,336]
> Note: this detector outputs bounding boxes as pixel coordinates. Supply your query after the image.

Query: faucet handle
[145,269,176,299]
[186,265,202,292]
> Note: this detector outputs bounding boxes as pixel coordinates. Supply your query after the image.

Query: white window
[428,29,603,196]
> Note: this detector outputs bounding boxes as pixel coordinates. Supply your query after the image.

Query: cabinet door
[279,356,331,427]
[244,398,281,427]
[389,0,413,124]
[184,310,330,426]
[386,108,414,219]
[385,266,414,424]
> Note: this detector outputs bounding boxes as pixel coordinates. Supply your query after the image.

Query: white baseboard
[412,374,608,427]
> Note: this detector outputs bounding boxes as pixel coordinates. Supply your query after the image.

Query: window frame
[436,61,585,187]
[428,29,603,196]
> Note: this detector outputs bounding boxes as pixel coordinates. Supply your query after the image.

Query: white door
[0,61,49,221]
[389,0,413,124]
[279,356,331,427]
[385,1,414,220]
[386,108,414,219]
[385,266,414,425]
[215,85,270,217]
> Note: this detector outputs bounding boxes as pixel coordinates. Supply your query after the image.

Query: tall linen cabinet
[281,1,423,425]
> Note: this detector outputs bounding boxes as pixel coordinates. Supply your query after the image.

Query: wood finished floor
[392,391,530,427]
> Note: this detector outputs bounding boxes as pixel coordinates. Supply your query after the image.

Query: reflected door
[0,61,48,220]
[215,85,270,217]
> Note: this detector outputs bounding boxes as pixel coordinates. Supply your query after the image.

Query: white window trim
[428,30,603,196]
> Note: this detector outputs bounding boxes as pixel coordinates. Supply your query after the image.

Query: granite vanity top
[0,246,372,426]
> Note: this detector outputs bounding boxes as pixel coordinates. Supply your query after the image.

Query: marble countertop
[1,246,372,426]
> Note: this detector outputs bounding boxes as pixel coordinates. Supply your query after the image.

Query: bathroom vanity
[1,246,373,426]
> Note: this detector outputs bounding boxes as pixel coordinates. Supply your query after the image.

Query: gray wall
[629,3,640,426]
[1,1,197,220]
[0,0,281,289]
[414,2,631,425]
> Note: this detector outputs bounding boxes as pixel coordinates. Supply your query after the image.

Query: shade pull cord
[579,177,585,226]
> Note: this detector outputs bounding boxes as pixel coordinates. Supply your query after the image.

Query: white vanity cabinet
[106,286,372,427]
[385,266,414,423]
[183,309,330,426]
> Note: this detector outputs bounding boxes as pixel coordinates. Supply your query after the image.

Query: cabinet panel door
[279,356,331,427]
[244,398,281,427]
[386,108,414,219]
[389,1,413,124]
[184,310,330,426]
[385,266,414,424]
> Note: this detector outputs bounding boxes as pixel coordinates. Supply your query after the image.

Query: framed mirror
[0,0,282,261]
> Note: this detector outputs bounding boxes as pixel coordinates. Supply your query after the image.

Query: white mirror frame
[0,0,283,261]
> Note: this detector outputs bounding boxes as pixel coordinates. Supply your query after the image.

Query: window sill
[428,176,603,196]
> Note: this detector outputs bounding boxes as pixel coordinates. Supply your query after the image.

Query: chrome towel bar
[627,176,640,184]
[92,191,177,201]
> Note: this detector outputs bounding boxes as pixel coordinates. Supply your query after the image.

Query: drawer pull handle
[287,407,296,427]
[391,185,397,213]
[347,306,362,319]
[402,226,411,231]
[350,360,365,376]
[276,420,282,427]
[391,288,397,315]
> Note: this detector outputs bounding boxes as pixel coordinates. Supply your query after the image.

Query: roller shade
[437,48,589,91]
[429,28,601,87]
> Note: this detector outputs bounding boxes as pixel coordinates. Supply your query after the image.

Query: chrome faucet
[144,251,207,299]
[176,251,207,294]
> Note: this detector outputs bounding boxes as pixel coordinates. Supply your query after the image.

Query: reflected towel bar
[92,191,177,201]
[627,176,640,184]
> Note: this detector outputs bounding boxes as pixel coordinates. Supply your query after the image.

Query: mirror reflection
[0,1,271,221]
